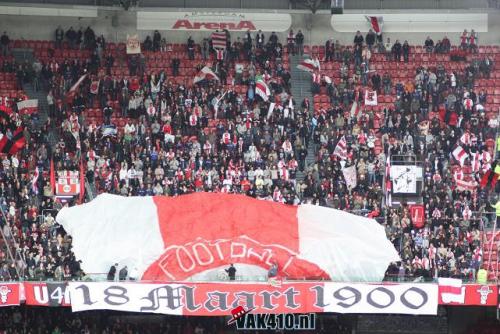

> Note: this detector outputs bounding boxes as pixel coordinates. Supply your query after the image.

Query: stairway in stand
[289,54,316,182]
[12,48,59,148]
[482,230,500,282]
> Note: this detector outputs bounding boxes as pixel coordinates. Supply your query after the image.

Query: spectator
[187,36,195,60]
[384,37,392,61]
[55,26,64,49]
[353,30,364,46]
[392,40,402,62]
[460,29,469,50]
[0,31,10,56]
[366,29,376,50]
[295,29,304,56]
[152,30,161,51]
[286,29,295,55]
[103,102,113,125]
[382,72,392,95]
[325,39,334,62]
[225,264,236,280]
[424,36,434,53]
[143,35,153,51]
[171,58,180,77]
[119,266,128,280]
[441,35,451,53]
[403,40,410,63]
[469,29,478,53]
[65,27,77,49]
[107,263,118,281]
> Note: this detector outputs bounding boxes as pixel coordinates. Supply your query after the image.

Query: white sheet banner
[321,283,438,315]
[68,282,184,315]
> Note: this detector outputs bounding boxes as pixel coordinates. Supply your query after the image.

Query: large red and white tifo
[56,193,399,282]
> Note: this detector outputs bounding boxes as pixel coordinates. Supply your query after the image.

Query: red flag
[365,16,383,35]
[50,158,56,194]
[79,158,85,204]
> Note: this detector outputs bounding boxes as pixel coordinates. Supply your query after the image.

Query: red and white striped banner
[211,31,227,49]
[452,146,469,167]
[297,59,319,73]
[334,136,348,160]
[365,16,383,34]
[193,66,220,84]
[255,79,270,101]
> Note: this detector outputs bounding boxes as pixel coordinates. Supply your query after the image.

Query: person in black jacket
[225,263,236,280]
[153,30,161,51]
[55,26,64,49]
[107,263,118,281]
[353,30,364,46]
[392,40,402,62]
[295,29,304,56]
[365,29,376,50]
[0,32,9,56]
[119,266,128,280]
[171,58,180,77]
[424,36,434,53]
[403,40,410,63]
[325,39,333,62]
[187,36,195,60]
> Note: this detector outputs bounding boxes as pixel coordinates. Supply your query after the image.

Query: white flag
[342,165,357,190]
[267,102,276,119]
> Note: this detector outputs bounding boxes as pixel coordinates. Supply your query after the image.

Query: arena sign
[137,11,292,32]
[67,282,438,315]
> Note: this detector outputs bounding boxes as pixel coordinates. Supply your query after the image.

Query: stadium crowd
[0,25,498,283]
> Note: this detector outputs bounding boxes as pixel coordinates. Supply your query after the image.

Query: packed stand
[2,27,310,281]
[309,29,498,281]
[0,25,498,283]
[0,31,83,282]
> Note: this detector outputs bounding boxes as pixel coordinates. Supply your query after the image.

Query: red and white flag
[297,59,319,73]
[438,278,465,304]
[211,31,227,49]
[255,79,271,102]
[454,178,477,192]
[31,167,40,194]
[364,90,378,106]
[57,193,399,283]
[365,16,383,35]
[334,136,348,160]
[452,146,469,167]
[90,80,100,94]
[17,99,38,115]
[193,66,220,84]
